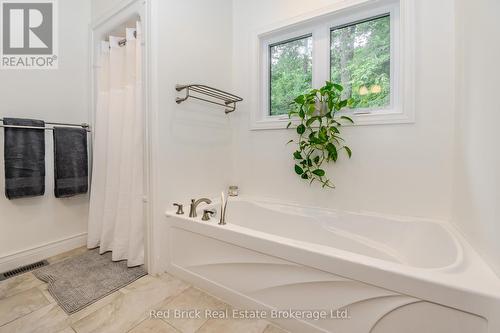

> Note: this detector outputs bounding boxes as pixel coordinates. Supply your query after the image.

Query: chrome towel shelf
[175,84,243,114]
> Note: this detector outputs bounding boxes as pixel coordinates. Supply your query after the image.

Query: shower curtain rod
[0,119,91,132]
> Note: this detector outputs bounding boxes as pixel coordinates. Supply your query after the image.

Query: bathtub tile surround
[166,196,499,332]
[0,247,285,333]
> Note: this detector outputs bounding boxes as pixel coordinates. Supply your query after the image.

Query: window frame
[259,25,321,124]
[252,0,415,130]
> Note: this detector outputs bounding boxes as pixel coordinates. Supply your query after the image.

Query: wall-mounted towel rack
[0,119,91,132]
[175,84,243,114]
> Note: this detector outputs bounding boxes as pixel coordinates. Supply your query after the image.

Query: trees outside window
[270,36,313,116]
[331,15,391,110]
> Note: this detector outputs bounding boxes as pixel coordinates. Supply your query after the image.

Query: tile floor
[0,247,288,333]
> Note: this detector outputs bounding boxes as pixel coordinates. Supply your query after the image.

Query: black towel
[3,118,46,199]
[53,127,88,198]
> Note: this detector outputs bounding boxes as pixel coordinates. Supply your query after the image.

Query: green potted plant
[287,81,354,188]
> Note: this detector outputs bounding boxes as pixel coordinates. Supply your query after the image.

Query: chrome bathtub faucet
[189,198,212,218]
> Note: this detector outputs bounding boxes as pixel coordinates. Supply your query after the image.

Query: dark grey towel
[53,127,88,198]
[3,118,46,199]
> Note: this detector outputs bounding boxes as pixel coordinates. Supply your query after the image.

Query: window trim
[251,0,415,130]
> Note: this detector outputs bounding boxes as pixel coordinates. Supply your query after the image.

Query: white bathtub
[166,197,500,333]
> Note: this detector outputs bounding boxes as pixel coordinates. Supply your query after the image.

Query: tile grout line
[119,275,191,333]
[0,273,44,301]
[0,298,53,328]
[125,316,148,333]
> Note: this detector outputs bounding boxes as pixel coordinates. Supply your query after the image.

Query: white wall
[91,0,125,20]
[89,0,234,273]
[152,0,234,272]
[231,0,456,219]
[87,0,500,279]
[453,0,500,276]
[0,0,90,266]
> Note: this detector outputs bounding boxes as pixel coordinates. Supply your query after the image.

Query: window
[270,35,313,116]
[331,15,391,110]
[254,0,414,129]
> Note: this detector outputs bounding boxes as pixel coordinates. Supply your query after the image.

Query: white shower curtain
[88,22,144,267]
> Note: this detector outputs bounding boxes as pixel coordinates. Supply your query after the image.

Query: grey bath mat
[33,249,147,314]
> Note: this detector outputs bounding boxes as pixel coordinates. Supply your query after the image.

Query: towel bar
[0,119,91,132]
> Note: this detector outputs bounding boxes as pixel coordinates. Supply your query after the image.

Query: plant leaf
[330,126,340,134]
[312,169,325,177]
[297,124,306,135]
[340,115,354,124]
[306,117,319,127]
[344,146,352,158]
[332,83,344,91]
[318,127,328,142]
[333,134,345,142]
[326,143,338,162]
[286,122,292,129]
[294,95,305,104]
[308,104,315,115]
[295,165,304,175]
[293,151,302,160]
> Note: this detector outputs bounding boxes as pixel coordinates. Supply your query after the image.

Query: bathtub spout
[219,192,228,225]
[189,198,212,218]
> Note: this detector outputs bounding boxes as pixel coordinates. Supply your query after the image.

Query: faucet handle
[202,209,216,221]
[173,203,184,215]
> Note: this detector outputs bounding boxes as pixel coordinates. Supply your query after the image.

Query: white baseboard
[0,233,87,273]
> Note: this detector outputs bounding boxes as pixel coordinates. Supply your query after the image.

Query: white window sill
[250,110,415,131]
